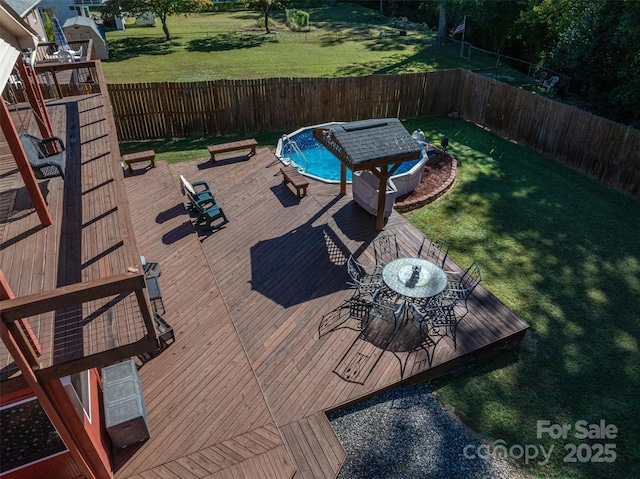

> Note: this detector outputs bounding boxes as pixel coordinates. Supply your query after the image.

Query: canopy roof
[312,118,422,171]
[4,0,38,18]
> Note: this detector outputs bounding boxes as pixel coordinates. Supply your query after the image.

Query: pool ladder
[281,135,308,173]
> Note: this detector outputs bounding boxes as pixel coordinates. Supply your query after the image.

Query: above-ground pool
[275,122,431,196]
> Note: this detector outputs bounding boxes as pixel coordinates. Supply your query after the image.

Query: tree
[105,0,212,41]
[42,10,54,42]
[238,0,289,34]
[437,0,446,45]
[550,1,639,123]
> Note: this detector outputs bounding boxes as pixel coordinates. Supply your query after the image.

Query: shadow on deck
[116,149,529,478]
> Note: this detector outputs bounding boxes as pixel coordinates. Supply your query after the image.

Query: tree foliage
[403,0,639,125]
[105,0,212,40]
[42,10,54,42]
[528,0,640,124]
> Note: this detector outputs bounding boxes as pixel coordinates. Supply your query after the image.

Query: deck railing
[1,40,98,104]
[34,40,93,64]
[0,273,159,390]
[33,60,101,99]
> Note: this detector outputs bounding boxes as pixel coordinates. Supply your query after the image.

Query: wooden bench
[280,165,309,198]
[207,139,258,161]
[122,150,156,171]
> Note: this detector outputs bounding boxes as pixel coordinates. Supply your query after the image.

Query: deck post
[376,166,391,230]
[0,99,53,227]
[16,60,54,139]
[0,309,100,479]
[340,161,347,195]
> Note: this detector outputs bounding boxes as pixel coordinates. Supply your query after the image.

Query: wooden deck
[0,94,154,390]
[1,87,528,477]
[115,149,529,478]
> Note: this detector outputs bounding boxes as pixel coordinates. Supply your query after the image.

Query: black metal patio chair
[442,261,481,309]
[363,289,406,342]
[416,237,451,270]
[347,254,383,301]
[372,233,405,266]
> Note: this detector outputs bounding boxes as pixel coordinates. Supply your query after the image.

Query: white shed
[62,16,109,60]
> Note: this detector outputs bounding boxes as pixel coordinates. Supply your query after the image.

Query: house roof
[312,118,422,171]
[63,15,97,29]
[4,0,39,18]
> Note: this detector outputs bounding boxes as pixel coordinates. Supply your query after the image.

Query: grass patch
[103,5,534,86]
[402,117,640,479]
[118,130,282,163]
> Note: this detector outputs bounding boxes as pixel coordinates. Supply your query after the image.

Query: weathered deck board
[119,149,528,478]
[2,90,528,477]
[114,160,294,479]
[0,94,150,385]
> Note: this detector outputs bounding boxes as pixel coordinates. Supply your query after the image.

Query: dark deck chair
[19,132,66,179]
[180,175,214,208]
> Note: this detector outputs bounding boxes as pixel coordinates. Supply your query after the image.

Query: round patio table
[382,257,447,299]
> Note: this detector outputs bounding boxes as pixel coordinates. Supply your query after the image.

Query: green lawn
[402,117,640,479]
[102,5,534,86]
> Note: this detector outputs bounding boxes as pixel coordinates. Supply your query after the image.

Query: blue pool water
[280,128,423,183]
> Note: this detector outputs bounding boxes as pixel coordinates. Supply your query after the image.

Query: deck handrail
[34,40,93,64]
[0,272,158,385]
[0,272,147,321]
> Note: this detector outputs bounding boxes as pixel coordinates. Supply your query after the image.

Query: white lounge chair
[55,45,83,62]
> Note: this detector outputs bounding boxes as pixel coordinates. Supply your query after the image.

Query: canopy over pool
[276,120,430,184]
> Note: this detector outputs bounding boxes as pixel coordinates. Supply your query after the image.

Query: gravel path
[328,382,531,479]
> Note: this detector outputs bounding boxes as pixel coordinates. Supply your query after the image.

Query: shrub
[43,10,54,42]
[200,1,242,12]
[255,16,276,30]
[285,8,310,30]
[296,10,309,27]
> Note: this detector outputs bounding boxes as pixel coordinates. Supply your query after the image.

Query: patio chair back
[442,260,482,311]
[417,237,450,269]
[372,233,403,265]
[458,260,482,295]
[180,175,197,195]
[534,71,548,83]
[366,289,405,342]
[347,255,383,299]
[543,75,559,92]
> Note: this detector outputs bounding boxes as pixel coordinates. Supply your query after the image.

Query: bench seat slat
[280,166,309,198]
[207,139,258,161]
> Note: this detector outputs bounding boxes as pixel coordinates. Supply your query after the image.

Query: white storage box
[102,360,150,449]
[352,170,398,219]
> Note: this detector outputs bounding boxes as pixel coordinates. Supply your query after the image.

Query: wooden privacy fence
[106,71,459,141]
[456,70,640,199]
[106,69,639,199]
